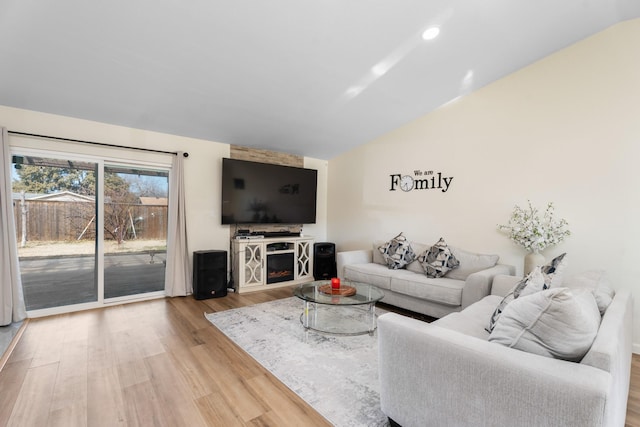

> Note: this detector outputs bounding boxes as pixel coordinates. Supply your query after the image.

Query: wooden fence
[13,200,168,242]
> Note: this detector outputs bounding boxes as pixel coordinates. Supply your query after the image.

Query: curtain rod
[8,131,189,157]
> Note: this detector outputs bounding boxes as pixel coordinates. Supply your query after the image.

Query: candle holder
[331,277,341,289]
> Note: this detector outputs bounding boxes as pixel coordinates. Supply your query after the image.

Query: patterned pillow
[541,252,567,288]
[518,266,548,297]
[418,237,460,278]
[378,233,416,269]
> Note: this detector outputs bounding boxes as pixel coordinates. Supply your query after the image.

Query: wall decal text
[389,170,454,193]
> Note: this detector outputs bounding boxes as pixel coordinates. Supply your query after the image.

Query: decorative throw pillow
[540,252,568,289]
[485,293,515,334]
[418,237,459,278]
[485,268,545,332]
[488,287,601,362]
[518,267,548,297]
[377,233,416,270]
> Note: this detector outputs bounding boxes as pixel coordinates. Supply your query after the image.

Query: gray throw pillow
[488,287,601,362]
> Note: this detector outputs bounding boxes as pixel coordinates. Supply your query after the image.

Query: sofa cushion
[563,270,614,315]
[378,233,416,269]
[390,270,465,306]
[488,287,601,362]
[447,247,499,280]
[405,242,430,274]
[372,241,386,265]
[343,263,392,290]
[419,237,459,278]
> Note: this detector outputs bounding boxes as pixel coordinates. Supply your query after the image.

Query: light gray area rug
[205,297,389,427]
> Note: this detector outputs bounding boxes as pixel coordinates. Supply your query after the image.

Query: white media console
[232,236,314,293]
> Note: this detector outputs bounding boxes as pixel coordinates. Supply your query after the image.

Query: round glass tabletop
[294,280,385,306]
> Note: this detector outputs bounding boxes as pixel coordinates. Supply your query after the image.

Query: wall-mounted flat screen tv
[221,158,318,225]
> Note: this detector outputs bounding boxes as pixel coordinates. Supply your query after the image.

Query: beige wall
[327,19,640,349]
[1,106,328,271]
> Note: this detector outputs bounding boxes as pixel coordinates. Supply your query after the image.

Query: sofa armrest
[336,249,372,278]
[461,264,515,308]
[378,312,610,427]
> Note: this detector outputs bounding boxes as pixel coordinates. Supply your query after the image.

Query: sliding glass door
[103,165,168,300]
[12,155,98,310]
[11,151,169,313]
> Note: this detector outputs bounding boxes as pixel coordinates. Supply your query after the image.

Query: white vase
[524,251,545,276]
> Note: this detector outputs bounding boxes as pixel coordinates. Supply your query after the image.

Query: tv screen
[221,158,318,225]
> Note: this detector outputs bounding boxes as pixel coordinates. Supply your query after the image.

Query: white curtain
[164,152,191,296]
[0,127,27,325]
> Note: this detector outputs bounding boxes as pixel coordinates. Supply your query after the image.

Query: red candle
[331,277,341,289]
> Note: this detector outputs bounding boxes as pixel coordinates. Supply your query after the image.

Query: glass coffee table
[294,280,385,335]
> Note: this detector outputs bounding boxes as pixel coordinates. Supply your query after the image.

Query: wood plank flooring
[0,286,331,427]
[1,287,640,426]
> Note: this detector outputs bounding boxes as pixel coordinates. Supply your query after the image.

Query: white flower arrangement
[498,201,570,253]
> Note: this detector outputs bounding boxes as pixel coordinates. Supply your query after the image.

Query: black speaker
[193,250,227,299]
[313,242,337,280]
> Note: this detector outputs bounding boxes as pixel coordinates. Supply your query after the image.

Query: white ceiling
[1,1,639,160]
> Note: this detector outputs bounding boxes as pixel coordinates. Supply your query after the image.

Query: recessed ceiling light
[422,27,440,41]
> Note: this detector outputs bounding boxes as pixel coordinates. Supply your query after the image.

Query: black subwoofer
[193,250,227,299]
[313,242,337,280]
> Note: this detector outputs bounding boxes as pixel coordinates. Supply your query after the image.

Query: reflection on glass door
[103,165,168,299]
[11,155,98,310]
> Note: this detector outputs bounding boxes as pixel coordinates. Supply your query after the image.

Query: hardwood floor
[1,287,640,426]
[627,356,640,426]
[0,286,331,427]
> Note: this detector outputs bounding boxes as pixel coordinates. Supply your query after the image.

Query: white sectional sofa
[378,273,633,427]
[337,241,515,319]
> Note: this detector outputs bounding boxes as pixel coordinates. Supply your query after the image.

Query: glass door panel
[11,155,98,310]
[103,165,168,299]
